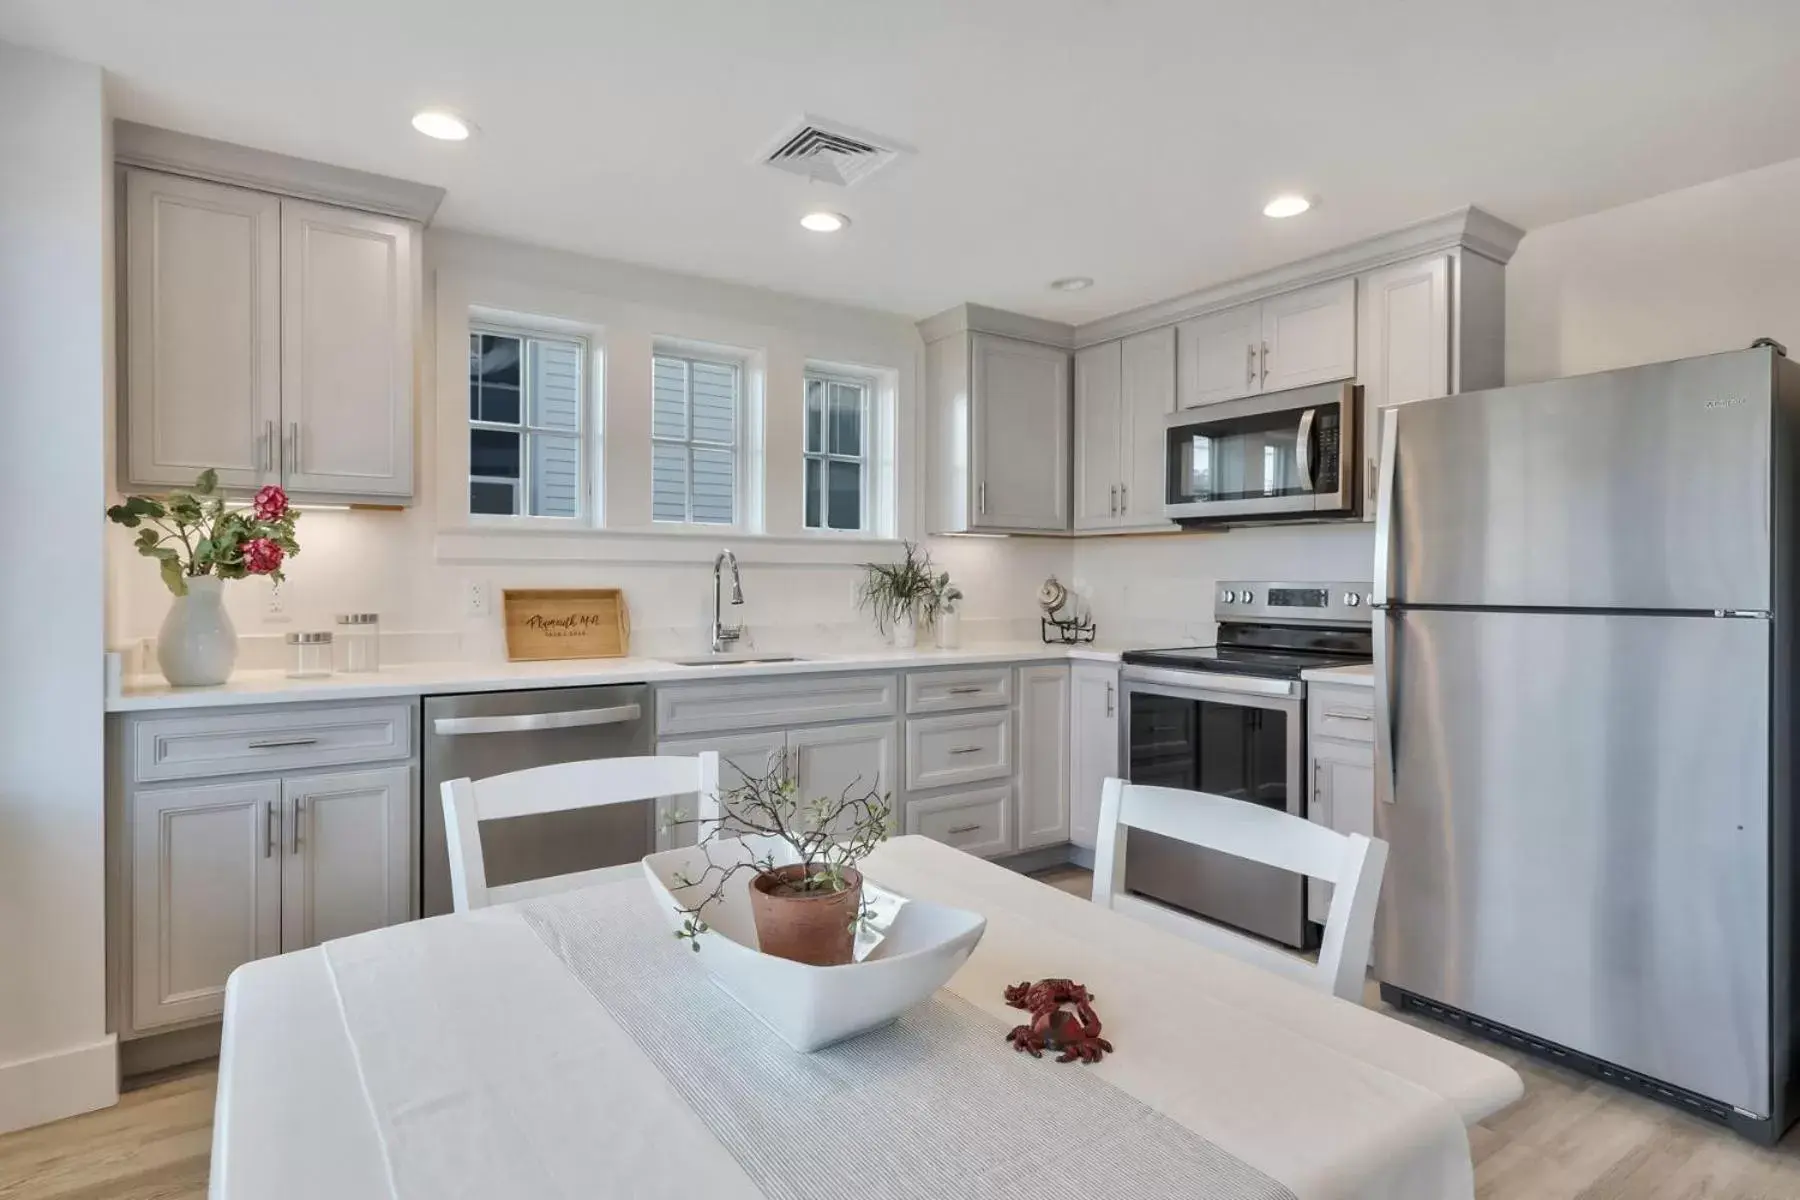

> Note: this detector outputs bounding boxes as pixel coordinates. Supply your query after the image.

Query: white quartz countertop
[1300,662,1375,687]
[108,643,1124,713]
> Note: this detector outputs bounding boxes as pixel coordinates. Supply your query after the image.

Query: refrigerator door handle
[1373,609,1396,803]
[1372,409,1399,607]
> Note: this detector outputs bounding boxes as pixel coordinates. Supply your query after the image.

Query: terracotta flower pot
[748,865,863,966]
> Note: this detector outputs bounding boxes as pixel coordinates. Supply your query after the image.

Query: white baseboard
[0,1035,119,1134]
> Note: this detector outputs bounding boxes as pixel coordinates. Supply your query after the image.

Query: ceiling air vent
[761,116,907,188]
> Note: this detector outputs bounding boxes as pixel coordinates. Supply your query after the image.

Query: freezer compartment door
[1376,608,1771,1114]
[1385,349,1772,611]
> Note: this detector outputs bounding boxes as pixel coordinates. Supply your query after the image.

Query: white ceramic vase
[890,605,918,649]
[934,608,961,649]
[157,575,238,686]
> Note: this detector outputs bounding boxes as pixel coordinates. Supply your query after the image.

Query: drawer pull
[947,685,986,695]
[948,746,983,755]
[947,823,983,835]
[1324,710,1372,722]
[248,737,321,749]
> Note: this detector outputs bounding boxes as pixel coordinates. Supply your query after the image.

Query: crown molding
[916,302,1075,348]
[1071,206,1524,348]
[113,120,445,224]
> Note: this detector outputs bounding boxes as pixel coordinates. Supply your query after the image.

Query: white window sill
[436,523,906,566]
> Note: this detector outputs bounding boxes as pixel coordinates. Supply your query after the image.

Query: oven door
[1164,381,1357,523]
[1119,665,1311,949]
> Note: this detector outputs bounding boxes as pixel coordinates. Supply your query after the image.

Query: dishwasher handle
[432,703,643,737]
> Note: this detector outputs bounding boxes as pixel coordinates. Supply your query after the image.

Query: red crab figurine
[1003,978,1113,1063]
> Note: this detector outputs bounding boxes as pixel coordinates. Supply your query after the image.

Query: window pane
[477,334,520,386]
[829,382,862,455]
[479,383,520,425]
[468,335,481,418]
[691,447,736,525]
[691,361,737,446]
[651,443,688,522]
[652,357,689,439]
[470,428,520,479]
[805,457,822,529]
[528,338,583,431]
[827,460,861,531]
[529,433,581,518]
[470,480,516,515]
[805,378,826,453]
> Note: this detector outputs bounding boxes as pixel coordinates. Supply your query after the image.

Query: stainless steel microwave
[1163,381,1360,525]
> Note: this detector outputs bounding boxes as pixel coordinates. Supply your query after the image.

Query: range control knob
[1240,589,1255,604]
[1220,589,1237,603]
[1343,592,1361,607]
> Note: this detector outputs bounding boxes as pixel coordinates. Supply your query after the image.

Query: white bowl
[642,838,986,1051]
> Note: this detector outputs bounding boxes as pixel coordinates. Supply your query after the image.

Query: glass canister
[285,631,334,678]
[335,613,381,673]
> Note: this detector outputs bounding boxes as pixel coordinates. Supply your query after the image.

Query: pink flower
[243,537,284,575]
[252,485,289,522]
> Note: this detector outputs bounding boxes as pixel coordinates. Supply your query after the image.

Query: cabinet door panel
[131,779,281,1032]
[970,335,1070,531]
[1358,255,1450,519]
[1261,278,1356,393]
[789,721,899,835]
[280,200,415,498]
[656,730,788,846]
[1068,664,1120,850]
[1307,738,1374,923]
[1073,341,1123,530]
[1119,326,1177,529]
[1177,305,1262,407]
[281,767,412,952]
[125,170,281,490]
[1016,665,1070,850]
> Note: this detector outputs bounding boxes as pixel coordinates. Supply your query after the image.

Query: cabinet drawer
[1308,685,1374,744]
[131,702,414,783]
[655,673,897,736]
[905,786,1014,859]
[905,710,1012,791]
[904,667,1011,714]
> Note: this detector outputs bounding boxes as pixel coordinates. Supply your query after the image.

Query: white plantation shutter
[652,352,739,525]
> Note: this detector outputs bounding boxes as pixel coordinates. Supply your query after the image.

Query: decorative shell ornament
[1038,577,1071,619]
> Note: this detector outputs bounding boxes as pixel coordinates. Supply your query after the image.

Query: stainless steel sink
[664,654,810,667]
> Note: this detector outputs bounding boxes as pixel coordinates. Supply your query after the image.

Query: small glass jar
[285,631,334,679]
[335,613,381,673]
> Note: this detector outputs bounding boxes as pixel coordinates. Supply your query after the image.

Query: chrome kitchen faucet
[711,549,745,653]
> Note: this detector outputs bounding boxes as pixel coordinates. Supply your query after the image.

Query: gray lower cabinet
[1305,683,1376,924]
[113,703,418,1039]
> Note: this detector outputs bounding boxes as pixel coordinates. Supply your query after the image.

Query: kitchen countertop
[1301,662,1375,688]
[108,643,1124,713]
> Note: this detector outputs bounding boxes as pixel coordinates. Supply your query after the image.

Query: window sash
[652,352,741,525]
[469,327,587,520]
[804,372,870,532]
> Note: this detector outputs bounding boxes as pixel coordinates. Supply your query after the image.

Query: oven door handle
[1295,407,1316,490]
[1121,664,1301,699]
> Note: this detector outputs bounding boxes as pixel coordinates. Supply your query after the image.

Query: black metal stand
[1040,614,1096,645]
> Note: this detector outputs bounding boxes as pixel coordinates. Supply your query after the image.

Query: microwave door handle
[1295,408,1316,489]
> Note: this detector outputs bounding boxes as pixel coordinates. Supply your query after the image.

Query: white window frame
[803,370,873,534]
[468,322,593,524]
[650,347,745,528]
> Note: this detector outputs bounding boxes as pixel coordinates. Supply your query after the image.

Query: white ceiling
[6,0,1800,323]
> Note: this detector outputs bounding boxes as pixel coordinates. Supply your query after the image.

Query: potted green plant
[923,570,965,649]
[107,470,301,686]
[665,759,892,966]
[855,541,938,648]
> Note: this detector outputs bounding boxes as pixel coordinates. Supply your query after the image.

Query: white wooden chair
[1091,777,1388,1001]
[441,753,721,912]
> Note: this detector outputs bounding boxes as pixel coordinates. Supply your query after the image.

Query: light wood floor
[6,869,1798,1199]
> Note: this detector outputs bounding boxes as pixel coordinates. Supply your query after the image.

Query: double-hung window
[651,352,739,525]
[469,328,586,518]
[804,372,870,532]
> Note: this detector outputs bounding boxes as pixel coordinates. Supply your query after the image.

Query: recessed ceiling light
[1263,194,1312,219]
[1050,276,1094,292]
[800,211,849,233]
[411,110,473,141]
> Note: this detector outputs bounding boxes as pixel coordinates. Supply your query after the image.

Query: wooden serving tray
[501,588,631,661]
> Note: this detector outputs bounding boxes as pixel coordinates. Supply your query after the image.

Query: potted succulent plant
[107,470,300,686]
[855,541,938,648]
[665,758,892,966]
[923,570,964,649]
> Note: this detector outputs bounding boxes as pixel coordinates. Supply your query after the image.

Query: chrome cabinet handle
[286,422,300,475]
[1260,341,1269,384]
[978,482,987,516]
[948,746,983,756]
[265,800,278,859]
[1119,483,1127,513]
[1105,682,1115,717]
[257,419,274,473]
[947,685,984,695]
[1324,709,1372,722]
[1109,484,1117,516]
[291,798,304,854]
[248,737,320,749]
[1367,454,1378,504]
[1246,344,1256,387]
[947,823,983,835]
[1313,761,1322,805]
[433,704,643,737]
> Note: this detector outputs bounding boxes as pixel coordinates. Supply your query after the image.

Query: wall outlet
[464,578,491,618]
[265,579,290,622]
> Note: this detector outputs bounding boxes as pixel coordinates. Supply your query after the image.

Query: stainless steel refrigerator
[1372,345,1800,1143]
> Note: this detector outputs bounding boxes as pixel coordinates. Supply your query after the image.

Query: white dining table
[210,835,1521,1200]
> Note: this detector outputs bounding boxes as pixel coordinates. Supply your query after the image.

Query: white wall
[1507,154,1800,384]
[0,41,118,1132]
[108,231,1072,659]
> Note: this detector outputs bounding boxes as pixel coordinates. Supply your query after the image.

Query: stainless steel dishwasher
[421,684,653,916]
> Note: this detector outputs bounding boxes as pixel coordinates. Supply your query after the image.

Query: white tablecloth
[212,836,1521,1200]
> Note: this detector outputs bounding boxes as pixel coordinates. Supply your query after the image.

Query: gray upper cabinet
[926,329,1071,534]
[1176,303,1264,408]
[122,167,417,503]
[1073,340,1124,531]
[1177,278,1356,409]
[1074,328,1175,533]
